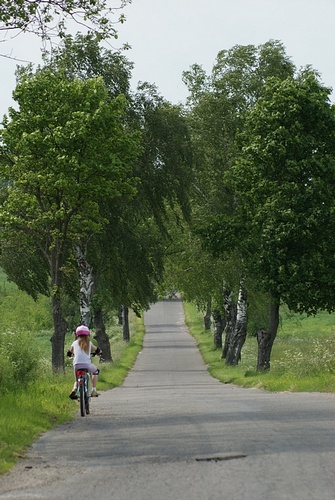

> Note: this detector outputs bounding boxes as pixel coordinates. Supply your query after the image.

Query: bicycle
[68,350,102,417]
[76,367,91,417]
[78,351,103,417]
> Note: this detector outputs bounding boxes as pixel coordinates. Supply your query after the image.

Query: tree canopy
[0,0,130,40]
[180,41,295,329]
[0,68,141,370]
[226,71,335,315]
[2,36,335,376]
[181,41,335,370]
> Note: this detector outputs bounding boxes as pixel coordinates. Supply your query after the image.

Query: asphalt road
[1,298,335,499]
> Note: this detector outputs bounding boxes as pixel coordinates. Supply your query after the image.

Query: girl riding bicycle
[67,325,101,399]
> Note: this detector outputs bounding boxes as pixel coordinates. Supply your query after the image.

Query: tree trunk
[51,292,68,373]
[93,307,113,362]
[49,247,68,373]
[118,305,123,325]
[122,305,130,342]
[221,290,237,359]
[256,299,280,372]
[204,299,212,331]
[212,309,225,349]
[225,281,248,366]
[75,243,94,327]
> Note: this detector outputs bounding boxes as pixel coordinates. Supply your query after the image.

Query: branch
[0,0,132,43]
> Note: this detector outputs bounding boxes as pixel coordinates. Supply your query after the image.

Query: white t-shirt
[71,339,94,365]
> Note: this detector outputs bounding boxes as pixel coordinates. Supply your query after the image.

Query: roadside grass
[183,301,335,393]
[0,314,144,475]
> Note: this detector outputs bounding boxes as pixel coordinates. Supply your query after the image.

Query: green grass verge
[183,301,335,393]
[0,315,145,475]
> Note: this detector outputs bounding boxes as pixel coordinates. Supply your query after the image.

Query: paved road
[1,298,335,499]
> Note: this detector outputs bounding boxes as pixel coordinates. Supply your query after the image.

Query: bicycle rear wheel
[79,384,85,417]
[85,395,90,414]
[85,378,90,415]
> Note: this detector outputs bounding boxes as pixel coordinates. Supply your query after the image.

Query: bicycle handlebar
[66,349,103,358]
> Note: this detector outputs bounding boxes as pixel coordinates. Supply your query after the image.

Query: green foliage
[0,234,50,300]
[178,41,296,313]
[134,84,193,227]
[162,215,241,312]
[1,67,140,221]
[40,39,193,320]
[0,330,42,390]
[0,283,52,332]
[0,270,53,347]
[43,33,133,98]
[226,71,335,313]
[245,288,271,335]
[0,68,142,369]
[0,0,130,41]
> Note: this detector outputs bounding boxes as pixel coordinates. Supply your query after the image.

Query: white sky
[1,0,335,117]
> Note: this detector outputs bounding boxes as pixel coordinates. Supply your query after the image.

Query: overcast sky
[1,0,335,117]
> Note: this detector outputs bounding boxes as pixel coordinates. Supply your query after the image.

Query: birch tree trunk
[225,281,248,366]
[74,243,94,327]
[221,290,237,359]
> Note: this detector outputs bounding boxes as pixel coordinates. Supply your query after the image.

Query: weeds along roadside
[0,314,145,475]
[183,301,335,393]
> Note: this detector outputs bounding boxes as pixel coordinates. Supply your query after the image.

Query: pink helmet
[75,325,90,336]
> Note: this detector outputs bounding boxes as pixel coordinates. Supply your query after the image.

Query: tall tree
[0,69,141,372]
[133,82,193,229]
[44,34,133,98]
[183,40,295,364]
[222,71,335,370]
[46,36,193,335]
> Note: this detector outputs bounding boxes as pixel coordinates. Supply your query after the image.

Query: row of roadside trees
[164,40,335,371]
[1,6,335,374]
[0,34,193,372]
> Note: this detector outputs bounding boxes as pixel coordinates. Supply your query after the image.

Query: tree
[0,0,130,41]
[224,71,335,370]
[44,34,133,98]
[0,69,141,372]
[41,36,193,349]
[182,40,295,364]
[107,87,194,339]
[162,215,240,347]
[133,82,193,229]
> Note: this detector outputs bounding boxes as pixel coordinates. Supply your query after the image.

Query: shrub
[0,292,53,331]
[0,330,41,390]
